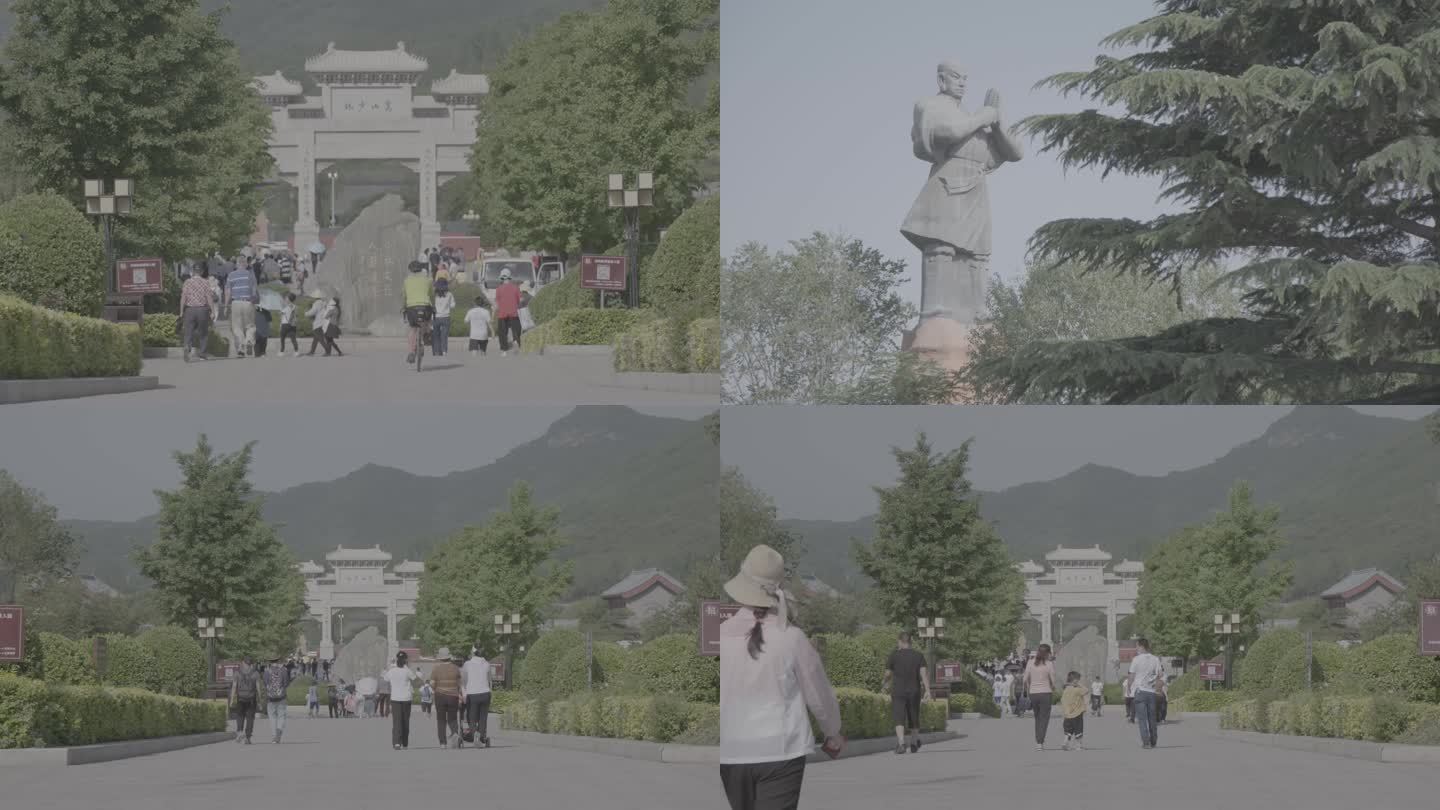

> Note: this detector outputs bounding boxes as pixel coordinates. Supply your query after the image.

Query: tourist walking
[882,632,930,755]
[306,682,319,718]
[1022,644,1057,750]
[231,656,260,744]
[385,652,421,750]
[432,278,456,357]
[279,294,299,356]
[1129,637,1164,749]
[430,647,464,748]
[1090,675,1104,717]
[179,267,214,362]
[465,297,491,355]
[1060,671,1086,751]
[1156,674,1170,724]
[719,545,845,810]
[462,646,493,747]
[224,258,258,357]
[420,680,434,715]
[305,294,343,356]
[492,269,523,356]
[326,681,339,718]
[377,670,392,718]
[1123,672,1135,722]
[993,673,1009,718]
[263,655,292,744]
[254,307,271,357]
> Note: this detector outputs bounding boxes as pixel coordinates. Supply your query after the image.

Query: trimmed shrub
[613,317,685,372]
[818,634,884,691]
[824,688,947,740]
[549,641,628,696]
[98,634,152,690]
[0,191,107,316]
[0,671,226,748]
[855,626,904,665]
[446,283,487,337]
[1167,669,1202,702]
[1237,629,1303,693]
[286,676,315,707]
[488,688,521,715]
[640,196,719,315]
[623,634,719,703]
[500,694,716,743]
[1341,633,1440,703]
[516,630,583,695]
[520,308,651,354]
[1176,690,1240,712]
[1103,683,1125,705]
[530,271,598,325]
[137,626,207,698]
[687,317,719,372]
[0,295,142,378]
[29,633,97,686]
[139,312,229,356]
[1271,641,1348,694]
[1221,694,1440,743]
[949,692,976,714]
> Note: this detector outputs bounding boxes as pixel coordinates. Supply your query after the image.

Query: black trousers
[465,692,491,740]
[497,317,522,351]
[328,699,338,718]
[391,700,412,748]
[234,697,257,740]
[435,694,460,744]
[1032,696,1053,744]
[720,756,806,810]
[280,324,299,352]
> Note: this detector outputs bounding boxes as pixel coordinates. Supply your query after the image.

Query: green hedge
[1168,669,1202,702]
[530,272,599,325]
[1340,633,1440,703]
[549,642,628,696]
[99,634,151,690]
[0,671,226,748]
[139,313,230,356]
[1177,690,1241,712]
[818,634,884,691]
[521,307,651,354]
[611,315,720,373]
[623,634,719,703]
[0,191,107,317]
[1237,629,1303,693]
[1221,694,1440,743]
[516,630,584,694]
[826,688,947,740]
[26,633,97,686]
[1272,641,1349,694]
[640,196,719,315]
[488,688,521,715]
[286,675,315,706]
[954,691,1003,717]
[137,627,207,698]
[0,295,142,378]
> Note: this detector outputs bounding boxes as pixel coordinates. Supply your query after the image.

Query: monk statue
[900,61,1024,376]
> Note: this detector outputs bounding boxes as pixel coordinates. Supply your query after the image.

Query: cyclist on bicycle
[403,260,434,365]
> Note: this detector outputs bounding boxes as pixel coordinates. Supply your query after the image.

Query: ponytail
[747,608,769,659]
[1035,643,1052,665]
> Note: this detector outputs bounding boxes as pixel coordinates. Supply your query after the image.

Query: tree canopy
[0,0,273,259]
[0,469,79,604]
[1133,483,1293,660]
[852,435,1024,663]
[468,0,718,255]
[979,0,1440,404]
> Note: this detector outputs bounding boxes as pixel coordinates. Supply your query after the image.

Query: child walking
[465,297,491,355]
[1061,671,1087,751]
[279,293,299,356]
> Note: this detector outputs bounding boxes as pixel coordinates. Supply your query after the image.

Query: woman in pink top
[719,545,845,810]
[1023,643,1058,750]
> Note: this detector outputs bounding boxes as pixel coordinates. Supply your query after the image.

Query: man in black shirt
[882,632,931,755]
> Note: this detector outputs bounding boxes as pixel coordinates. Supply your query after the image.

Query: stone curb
[1214,728,1440,763]
[0,731,233,767]
[540,345,615,357]
[0,376,160,404]
[496,724,958,765]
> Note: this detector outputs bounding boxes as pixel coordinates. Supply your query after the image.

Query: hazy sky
[0,404,707,521]
[721,406,1437,521]
[721,0,1172,309]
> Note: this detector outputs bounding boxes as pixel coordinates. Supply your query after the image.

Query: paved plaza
[115,339,715,404]
[3,710,1434,809]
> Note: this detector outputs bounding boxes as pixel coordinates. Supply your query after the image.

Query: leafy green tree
[1134,483,1293,660]
[978,1,1440,404]
[571,596,634,643]
[1357,555,1440,641]
[0,469,79,604]
[0,0,273,259]
[224,563,307,660]
[133,437,295,655]
[0,192,106,316]
[966,263,1247,403]
[642,195,719,315]
[469,0,717,255]
[852,435,1024,664]
[414,483,573,656]
[723,234,922,403]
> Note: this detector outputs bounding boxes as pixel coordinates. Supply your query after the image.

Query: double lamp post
[84,178,136,322]
[606,171,654,309]
[198,616,226,696]
[1214,611,1241,689]
[494,612,522,690]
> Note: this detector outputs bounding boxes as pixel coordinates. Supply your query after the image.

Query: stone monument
[333,626,390,685]
[1054,625,1111,685]
[315,194,421,337]
[900,61,1024,376]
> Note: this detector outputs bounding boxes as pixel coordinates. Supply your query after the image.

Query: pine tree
[134,437,300,658]
[852,435,1024,664]
[973,0,1440,404]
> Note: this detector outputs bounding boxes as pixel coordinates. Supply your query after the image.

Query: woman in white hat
[719,545,845,810]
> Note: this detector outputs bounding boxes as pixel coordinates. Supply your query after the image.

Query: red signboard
[580,254,627,291]
[1198,660,1225,682]
[1421,599,1440,657]
[1118,642,1137,664]
[489,660,506,683]
[0,606,23,662]
[116,258,165,295]
[699,600,742,657]
[935,661,964,684]
[216,660,241,682]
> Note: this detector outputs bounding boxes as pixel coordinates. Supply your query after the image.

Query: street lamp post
[336,611,345,647]
[606,171,654,309]
[1213,612,1241,690]
[326,170,339,228]
[916,617,945,687]
[84,179,135,319]
[494,612,522,690]
[197,616,226,693]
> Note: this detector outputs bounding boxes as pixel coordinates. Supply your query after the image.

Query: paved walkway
[118,339,715,404]
[3,710,1434,809]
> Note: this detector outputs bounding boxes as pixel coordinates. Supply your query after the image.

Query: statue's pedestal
[903,317,976,404]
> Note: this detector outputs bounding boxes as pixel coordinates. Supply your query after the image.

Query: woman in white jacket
[305,295,343,357]
[719,545,845,810]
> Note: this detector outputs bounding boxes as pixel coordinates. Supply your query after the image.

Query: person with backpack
[231,656,261,744]
[263,655,292,744]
